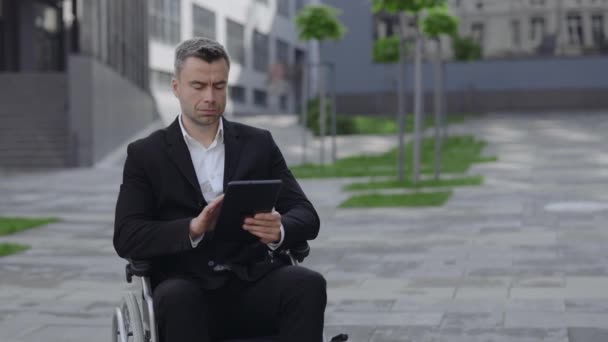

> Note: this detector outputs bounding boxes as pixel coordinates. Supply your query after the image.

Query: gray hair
[174,37,231,78]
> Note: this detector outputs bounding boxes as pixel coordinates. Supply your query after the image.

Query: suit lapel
[222,117,243,189]
[165,117,203,198]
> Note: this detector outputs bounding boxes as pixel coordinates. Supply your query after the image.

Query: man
[113,37,325,342]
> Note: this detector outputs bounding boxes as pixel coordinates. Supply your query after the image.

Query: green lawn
[0,243,30,257]
[339,191,452,208]
[344,175,483,191]
[0,217,58,236]
[347,113,468,135]
[0,216,58,257]
[292,135,496,179]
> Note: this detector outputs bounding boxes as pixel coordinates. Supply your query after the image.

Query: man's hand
[243,210,282,244]
[189,194,224,239]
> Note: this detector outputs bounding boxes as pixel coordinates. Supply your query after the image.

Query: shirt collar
[178,114,224,147]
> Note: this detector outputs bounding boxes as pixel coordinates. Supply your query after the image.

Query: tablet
[213,180,283,242]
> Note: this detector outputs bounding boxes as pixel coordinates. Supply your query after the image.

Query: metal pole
[433,38,442,181]
[301,62,309,164]
[397,13,408,182]
[319,62,326,165]
[330,63,337,162]
[412,18,423,185]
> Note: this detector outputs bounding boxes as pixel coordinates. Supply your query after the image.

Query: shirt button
[208,261,215,267]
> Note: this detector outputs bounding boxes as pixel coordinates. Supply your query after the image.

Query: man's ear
[171,77,179,98]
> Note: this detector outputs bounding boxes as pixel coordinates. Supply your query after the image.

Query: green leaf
[372,0,447,14]
[421,6,459,38]
[294,4,346,42]
[373,36,402,63]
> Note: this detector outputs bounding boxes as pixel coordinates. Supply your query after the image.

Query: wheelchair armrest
[288,241,310,263]
[125,259,152,283]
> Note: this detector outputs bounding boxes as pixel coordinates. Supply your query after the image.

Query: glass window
[471,22,484,45]
[253,89,268,107]
[530,17,545,42]
[193,4,215,39]
[276,38,289,66]
[151,69,174,91]
[229,85,247,104]
[511,20,520,47]
[32,2,61,71]
[226,19,245,65]
[592,14,605,45]
[295,0,305,12]
[279,94,288,111]
[277,0,290,17]
[149,0,181,45]
[253,30,269,73]
[566,13,583,45]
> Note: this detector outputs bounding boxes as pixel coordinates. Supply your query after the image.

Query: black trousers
[153,265,327,342]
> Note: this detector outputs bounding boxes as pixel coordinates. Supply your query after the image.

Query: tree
[452,35,482,61]
[421,5,458,181]
[295,4,346,165]
[372,0,445,184]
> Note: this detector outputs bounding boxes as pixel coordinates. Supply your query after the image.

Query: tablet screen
[213,180,282,242]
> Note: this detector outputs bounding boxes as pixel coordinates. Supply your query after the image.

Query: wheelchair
[111,242,348,342]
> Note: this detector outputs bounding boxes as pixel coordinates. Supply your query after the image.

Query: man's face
[172,57,228,128]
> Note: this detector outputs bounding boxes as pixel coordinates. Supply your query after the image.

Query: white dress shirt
[178,115,284,250]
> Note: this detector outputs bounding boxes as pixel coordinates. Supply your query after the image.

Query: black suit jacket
[113,117,320,289]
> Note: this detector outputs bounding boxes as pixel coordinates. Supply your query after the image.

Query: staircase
[0,73,70,169]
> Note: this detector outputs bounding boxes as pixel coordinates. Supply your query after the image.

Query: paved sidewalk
[1,112,608,341]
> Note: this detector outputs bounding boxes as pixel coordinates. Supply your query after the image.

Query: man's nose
[202,88,215,103]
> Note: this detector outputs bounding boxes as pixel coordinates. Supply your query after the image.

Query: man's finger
[253,212,280,220]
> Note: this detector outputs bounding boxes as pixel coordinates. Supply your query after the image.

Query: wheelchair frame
[111,243,348,342]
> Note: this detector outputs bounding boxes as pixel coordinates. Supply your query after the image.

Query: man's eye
[192,84,203,89]
[215,84,226,90]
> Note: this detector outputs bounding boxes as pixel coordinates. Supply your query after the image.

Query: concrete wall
[0,73,69,168]
[68,55,160,166]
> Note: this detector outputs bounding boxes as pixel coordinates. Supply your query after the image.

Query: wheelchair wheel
[123,293,145,342]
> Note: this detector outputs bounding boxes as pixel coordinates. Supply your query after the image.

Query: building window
[254,89,268,107]
[295,0,305,12]
[511,20,521,47]
[530,16,545,42]
[151,69,173,91]
[279,94,288,112]
[372,13,399,40]
[471,22,484,45]
[226,19,245,65]
[277,0,290,17]
[592,14,605,45]
[150,0,182,45]
[567,13,583,45]
[192,4,215,39]
[32,2,62,71]
[253,30,269,73]
[276,38,289,66]
[229,85,246,104]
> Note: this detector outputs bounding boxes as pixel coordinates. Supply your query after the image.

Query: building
[148,0,311,120]
[450,0,608,58]
[321,0,608,115]
[0,0,159,169]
